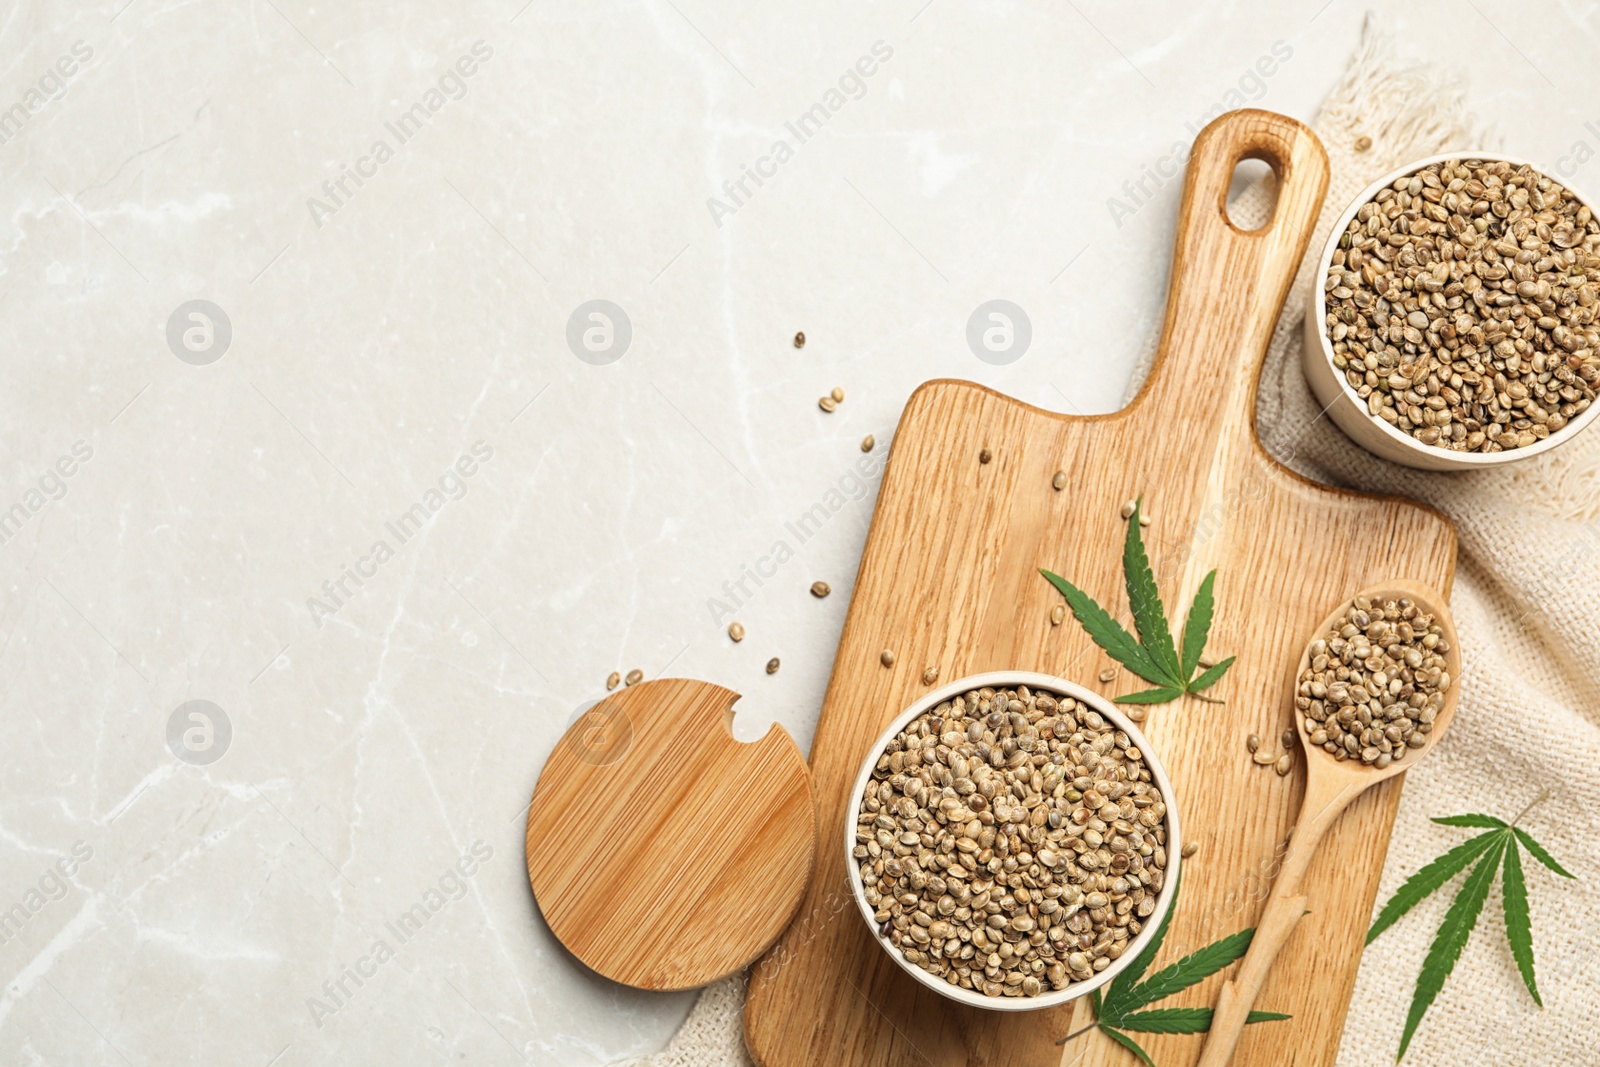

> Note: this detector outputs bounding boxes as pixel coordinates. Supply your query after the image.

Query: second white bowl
[844,670,1181,1012]
[1303,151,1600,470]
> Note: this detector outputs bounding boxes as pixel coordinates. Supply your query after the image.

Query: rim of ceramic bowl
[1308,150,1600,467]
[844,670,1182,1012]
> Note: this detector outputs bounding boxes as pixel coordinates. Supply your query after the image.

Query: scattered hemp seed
[1275,753,1293,776]
[624,668,644,686]
[854,682,1171,997]
[1052,471,1068,490]
[1252,750,1279,766]
[728,622,745,642]
[1138,512,1151,528]
[831,386,845,403]
[1050,604,1066,626]
[1246,733,1261,753]
[1198,654,1217,669]
[1125,706,1147,722]
[861,434,876,453]
[1181,841,1200,858]
[1354,135,1372,152]
[811,581,831,598]
[921,666,939,685]
[606,671,620,691]
[794,331,806,348]
[1324,158,1600,453]
[1282,729,1297,750]
[1097,668,1117,683]
[819,396,838,413]
[766,657,781,674]
[1120,500,1136,520]
[880,649,896,668]
[979,448,992,464]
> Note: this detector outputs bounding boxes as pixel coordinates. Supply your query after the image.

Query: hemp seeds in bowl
[1303,153,1600,469]
[845,671,1180,1012]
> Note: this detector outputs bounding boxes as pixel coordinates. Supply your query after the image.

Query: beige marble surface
[1,1,1596,1063]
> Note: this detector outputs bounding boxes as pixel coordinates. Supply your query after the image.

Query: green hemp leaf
[1367,801,1573,1060]
[1056,874,1290,1065]
[1041,497,1234,705]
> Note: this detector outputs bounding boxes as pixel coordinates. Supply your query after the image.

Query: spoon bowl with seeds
[1197,581,1460,1067]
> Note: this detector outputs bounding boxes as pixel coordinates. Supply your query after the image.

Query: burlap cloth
[623,16,1599,1066]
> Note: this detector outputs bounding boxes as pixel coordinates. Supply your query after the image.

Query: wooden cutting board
[744,109,1456,1067]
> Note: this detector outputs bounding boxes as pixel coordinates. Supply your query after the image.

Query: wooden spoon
[1196,581,1461,1067]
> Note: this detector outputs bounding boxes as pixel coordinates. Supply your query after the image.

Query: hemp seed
[1051,604,1066,626]
[1052,471,1068,490]
[1323,158,1600,453]
[811,581,831,598]
[854,683,1169,998]
[819,396,838,413]
[880,649,896,668]
[861,434,875,452]
[1297,596,1451,765]
[921,666,939,685]
[606,671,620,691]
[979,448,992,464]
[624,668,643,686]
[766,657,781,675]
[831,386,845,404]
[1097,668,1117,683]
[728,622,745,642]
[1181,841,1200,858]
[794,331,806,348]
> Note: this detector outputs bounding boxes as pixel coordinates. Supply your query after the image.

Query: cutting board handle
[1133,109,1329,432]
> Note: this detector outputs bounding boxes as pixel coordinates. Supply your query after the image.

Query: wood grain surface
[744,109,1457,1067]
[526,678,815,991]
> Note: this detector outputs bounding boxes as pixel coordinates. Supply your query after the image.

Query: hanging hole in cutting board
[1225,155,1280,232]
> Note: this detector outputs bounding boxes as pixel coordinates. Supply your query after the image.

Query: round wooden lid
[525,678,814,990]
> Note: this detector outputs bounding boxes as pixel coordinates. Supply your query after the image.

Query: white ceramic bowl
[1302,151,1600,470]
[845,670,1181,1012]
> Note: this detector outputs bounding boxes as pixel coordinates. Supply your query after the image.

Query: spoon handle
[1196,772,1364,1067]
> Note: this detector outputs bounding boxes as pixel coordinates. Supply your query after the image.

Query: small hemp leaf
[1040,496,1235,707]
[1367,794,1573,1060]
[1054,873,1290,1065]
